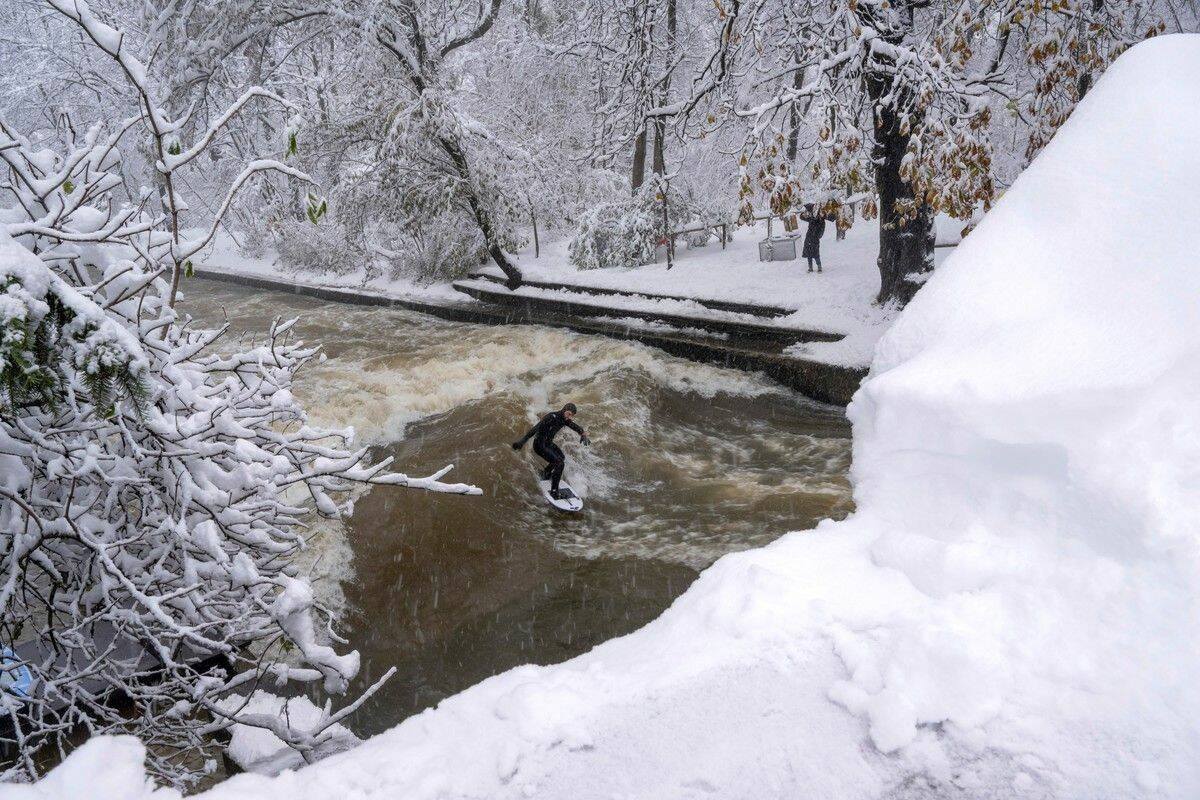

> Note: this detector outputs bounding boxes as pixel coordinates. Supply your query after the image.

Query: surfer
[512,402,590,500]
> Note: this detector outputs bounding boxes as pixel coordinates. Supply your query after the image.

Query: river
[182,278,853,736]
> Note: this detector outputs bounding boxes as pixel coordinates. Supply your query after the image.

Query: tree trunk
[439,133,523,289]
[785,66,804,162]
[652,119,665,176]
[632,126,648,192]
[530,200,540,258]
[1077,0,1104,98]
[867,75,934,306]
[651,0,677,177]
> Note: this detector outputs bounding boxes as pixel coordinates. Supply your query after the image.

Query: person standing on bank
[799,203,836,273]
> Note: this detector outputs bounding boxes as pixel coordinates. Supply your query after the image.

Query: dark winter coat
[799,211,832,259]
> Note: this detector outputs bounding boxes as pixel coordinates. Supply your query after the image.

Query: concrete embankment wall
[193,268,866,406]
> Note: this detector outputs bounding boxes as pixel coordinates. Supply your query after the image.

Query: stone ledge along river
[182,278,853,736]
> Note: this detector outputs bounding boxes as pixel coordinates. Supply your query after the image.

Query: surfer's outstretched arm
[512,425,535,450]
[564,419,589,445]
[512,415,546,450]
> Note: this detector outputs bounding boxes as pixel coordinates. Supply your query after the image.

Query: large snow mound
[0,738,173,800]
[842,32,1200,794]
[9,34,1200,800]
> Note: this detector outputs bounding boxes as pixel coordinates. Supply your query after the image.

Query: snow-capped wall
[8,34,1200,800]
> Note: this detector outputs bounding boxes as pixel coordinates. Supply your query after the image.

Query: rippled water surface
[181,279,853,734]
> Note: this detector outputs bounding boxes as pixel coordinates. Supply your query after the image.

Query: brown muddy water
[181,278,853,736]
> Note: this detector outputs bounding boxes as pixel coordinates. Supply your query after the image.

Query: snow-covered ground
[499,214,958,367]
[190,230,467,305]
[14,34,1200,800]
[196,211,959,369]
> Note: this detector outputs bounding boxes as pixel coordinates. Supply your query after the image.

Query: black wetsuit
[515,411,585,494]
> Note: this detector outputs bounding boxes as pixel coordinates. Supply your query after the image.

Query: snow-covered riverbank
[14,34,1200,800]
[195,213,959,370]
[492,216,960,368]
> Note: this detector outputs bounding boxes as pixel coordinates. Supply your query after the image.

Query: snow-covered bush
[281,104,530,286]
[568,182,731,269]
[274,221,370,280]
[684,227,712,248]
[384,217,492,285]
[0,0,477,788]
[274,216,497,286]
[567,190,658,270]
[566,183,700,271]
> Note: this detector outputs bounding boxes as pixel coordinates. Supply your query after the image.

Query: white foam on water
[542,430,854,568]
[290,319,784,446]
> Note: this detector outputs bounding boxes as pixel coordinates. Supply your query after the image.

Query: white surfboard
[537,477,584,512]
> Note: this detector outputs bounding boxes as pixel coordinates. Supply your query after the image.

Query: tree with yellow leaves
[655,0,1179,303]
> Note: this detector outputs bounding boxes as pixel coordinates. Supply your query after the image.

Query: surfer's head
[561,402,577,419]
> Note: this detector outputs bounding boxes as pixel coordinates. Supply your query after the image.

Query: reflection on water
[181,279,852,735]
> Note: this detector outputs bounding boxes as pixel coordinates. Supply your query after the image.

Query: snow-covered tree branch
[661,0,1178,303]
[0,0,479,788]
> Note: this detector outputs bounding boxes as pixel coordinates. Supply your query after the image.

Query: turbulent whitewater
[170,281,852,735]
